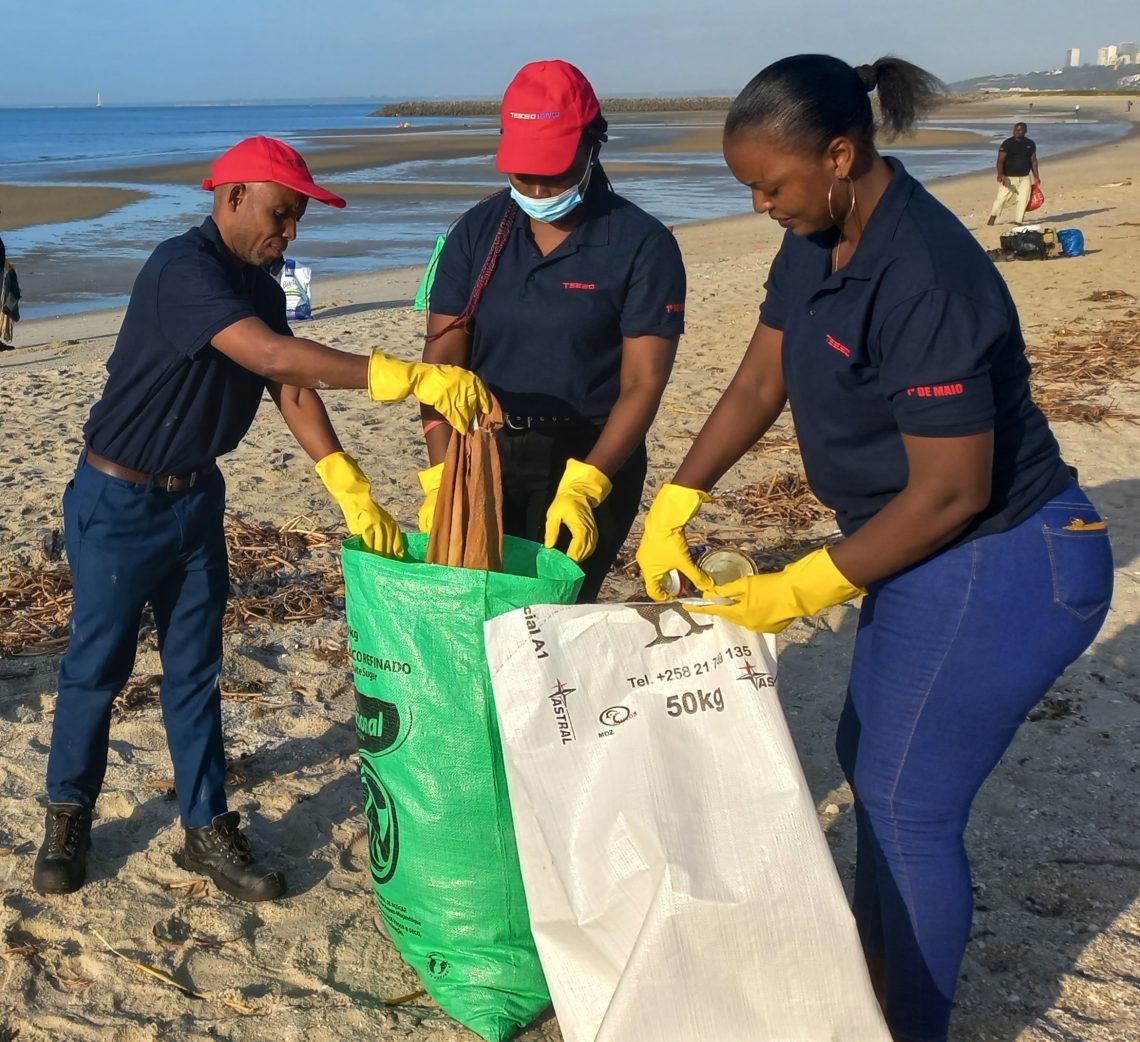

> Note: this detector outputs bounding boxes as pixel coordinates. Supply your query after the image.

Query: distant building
[1097,45,1118,66]
[1065,48,1080,67]
[1119,42,1139,60]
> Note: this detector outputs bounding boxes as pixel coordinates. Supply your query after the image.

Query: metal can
[697,546,758,586]
[661,545,756,598]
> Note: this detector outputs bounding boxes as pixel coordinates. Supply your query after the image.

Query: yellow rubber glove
[417,461,445,534]
[315,451,404,558]
[543,459,613,563]
[368,352,490,433]
[686,547,864,633]
[635,483,714,601]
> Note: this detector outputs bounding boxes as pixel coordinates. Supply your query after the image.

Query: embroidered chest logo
[825,333,851,358]
[562,281,597,291]
[665,303,684,313]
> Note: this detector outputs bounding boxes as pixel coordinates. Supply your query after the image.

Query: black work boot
[33,803,93,895]
[174,811,286,902]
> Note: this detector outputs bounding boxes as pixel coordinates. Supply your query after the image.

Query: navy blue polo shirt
[84,216,290,474]
[430,186,685,420]
[760,157,1070,540]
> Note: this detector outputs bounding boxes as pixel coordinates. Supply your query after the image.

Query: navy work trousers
[835,483,1113,1042]
[46,458,230,828]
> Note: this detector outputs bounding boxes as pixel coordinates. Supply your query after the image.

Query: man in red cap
[419,61,686,602]
[33,136,488,902]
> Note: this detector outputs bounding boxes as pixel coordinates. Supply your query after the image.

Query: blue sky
[9,0,1138,105]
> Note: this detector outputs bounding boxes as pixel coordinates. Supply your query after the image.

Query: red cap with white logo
[496,60,601,176]
[202,136,346,208]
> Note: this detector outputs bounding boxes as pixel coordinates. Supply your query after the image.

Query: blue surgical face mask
[510,155,595,223]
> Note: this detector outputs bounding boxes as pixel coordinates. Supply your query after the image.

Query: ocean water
[0,103,1130,319]
[0,102,462,180]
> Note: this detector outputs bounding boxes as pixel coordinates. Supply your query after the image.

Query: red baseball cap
[496,60,601,176]
[202,136,346,208]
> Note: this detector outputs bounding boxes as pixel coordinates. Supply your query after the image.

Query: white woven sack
[485,601,890,1042]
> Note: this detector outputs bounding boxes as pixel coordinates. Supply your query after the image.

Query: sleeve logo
[906,382,965,398]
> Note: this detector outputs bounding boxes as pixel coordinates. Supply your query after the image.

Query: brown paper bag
[425,399,505,571]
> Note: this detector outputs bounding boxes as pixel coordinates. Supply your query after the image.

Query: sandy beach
[0,185,148,233]
[0,94,1137,1042]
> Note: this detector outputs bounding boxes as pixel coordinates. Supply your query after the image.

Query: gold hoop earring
[827,177,856,225]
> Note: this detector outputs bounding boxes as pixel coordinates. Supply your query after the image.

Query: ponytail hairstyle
[724,54,945,153]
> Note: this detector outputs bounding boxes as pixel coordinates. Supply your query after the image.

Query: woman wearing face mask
[636,54,1113,1042]
[418,59,686,602]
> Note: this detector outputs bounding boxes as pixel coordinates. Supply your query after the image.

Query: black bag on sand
[998,227,1059,260]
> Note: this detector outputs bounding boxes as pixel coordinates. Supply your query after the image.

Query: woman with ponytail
[418,59,686,602]
[636,54,1112,1041]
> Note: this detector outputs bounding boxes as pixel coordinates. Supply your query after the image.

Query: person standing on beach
[0,215,18,350]
[0,253,19,350]
[418,60,685,602]
[986,121,1040,226]
[636,55,1112,1042]
[32,136,489,902]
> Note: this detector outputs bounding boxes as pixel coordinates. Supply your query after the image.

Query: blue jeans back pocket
[1042,510,1114,621]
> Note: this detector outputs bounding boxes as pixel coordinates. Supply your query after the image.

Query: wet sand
[653,124,989,153]
[0,184,148,232]
[0,94,1125,233]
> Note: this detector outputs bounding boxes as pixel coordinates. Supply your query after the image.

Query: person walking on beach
[32,136,489,902]
[636,55,1112,1042]
[0,254,20,350]
[418,60,685,602]
[0,216,19,350]
[986,121,1040,226]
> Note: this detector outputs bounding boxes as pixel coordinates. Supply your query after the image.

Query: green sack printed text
[342,533,583,1041]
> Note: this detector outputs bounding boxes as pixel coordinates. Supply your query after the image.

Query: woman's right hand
[635,483,715,601]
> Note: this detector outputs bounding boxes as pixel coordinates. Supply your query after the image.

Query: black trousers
[496,426,647,603]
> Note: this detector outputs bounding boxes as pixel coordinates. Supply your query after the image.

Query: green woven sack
[342,533,583,1041]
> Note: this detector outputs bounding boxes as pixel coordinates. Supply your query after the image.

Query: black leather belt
[84,448,208,491]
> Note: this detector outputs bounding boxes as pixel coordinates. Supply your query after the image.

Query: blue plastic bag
[1058,228,1084,257]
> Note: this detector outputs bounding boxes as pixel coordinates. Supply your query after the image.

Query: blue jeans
[47,458,231,828]
[835,483,1113,1042]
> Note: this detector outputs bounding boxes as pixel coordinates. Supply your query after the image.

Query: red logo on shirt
[906,383,965,398]
[665,303,685,313]
[825,333,851,357]
[562,281,597,290]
